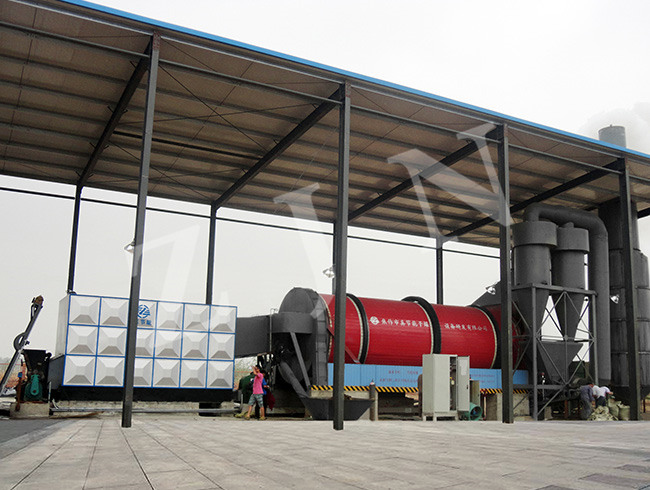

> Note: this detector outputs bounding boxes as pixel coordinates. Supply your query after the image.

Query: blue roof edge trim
[56,0,650,162]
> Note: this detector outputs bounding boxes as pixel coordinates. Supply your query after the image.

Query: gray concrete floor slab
[0,417,649,489]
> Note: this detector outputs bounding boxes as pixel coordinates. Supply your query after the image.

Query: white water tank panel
[134,358,154,387]
[136,329,155,357]
[63,355,95,386]
[207,361,234,388]
[184,304,209,331]
[209,334,235,361]
[157,302,183,330]
[66,325,98,355]
[182,332,208,359]
[97,327,127,356]
[58,294,236,390]
[95,356,125,386]
[181,360,207,387]
[69,295,100,325]
[100,298,128,327]
[153,358,180,387]
[210,306,236,333]
[155,330,182,358]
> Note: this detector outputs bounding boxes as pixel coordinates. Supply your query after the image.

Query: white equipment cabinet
[421,354,470,420]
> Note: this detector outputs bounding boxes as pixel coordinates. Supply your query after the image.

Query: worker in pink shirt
[239,365,266,420]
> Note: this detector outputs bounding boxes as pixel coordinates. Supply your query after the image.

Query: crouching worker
[236,365,266,420]
[592,385,613,407]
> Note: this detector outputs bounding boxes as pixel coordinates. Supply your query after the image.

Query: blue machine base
[327,363,528,390]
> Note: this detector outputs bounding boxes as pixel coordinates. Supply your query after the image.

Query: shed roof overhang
[2,0,650,248]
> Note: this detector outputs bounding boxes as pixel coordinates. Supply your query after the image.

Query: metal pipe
[523,203,610,383]
[0,184,502,254]
[51,407,236,414]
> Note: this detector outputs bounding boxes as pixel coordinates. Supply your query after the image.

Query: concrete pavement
[1,416,649,489]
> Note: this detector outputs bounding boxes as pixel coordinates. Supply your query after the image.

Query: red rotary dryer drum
[431,304,498,368]
[318,291,499,368]
[321,294,364,363]
[356,297,433,366]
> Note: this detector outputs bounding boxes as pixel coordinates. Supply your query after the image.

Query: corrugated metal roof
[2,0,650,248]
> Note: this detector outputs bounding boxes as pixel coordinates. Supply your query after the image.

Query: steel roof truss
[447,159,621,239]
[211,87,342,209]
[77,42,151,186]
[348,128,498,221]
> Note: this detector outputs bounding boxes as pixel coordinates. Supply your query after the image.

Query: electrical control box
[421,354,470,420]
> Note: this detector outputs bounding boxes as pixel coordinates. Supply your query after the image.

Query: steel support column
[66,185,82,293]
[333,82,351,431]
[436,238,444,304]
[122,33,160,428]
[532,286,538,419]
[619,158,641,420]
[205,202,217,305]
[497,124,514,424]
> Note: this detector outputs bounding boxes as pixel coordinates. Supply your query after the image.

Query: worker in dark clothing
[236,370,255,416]
[579,383,594,420]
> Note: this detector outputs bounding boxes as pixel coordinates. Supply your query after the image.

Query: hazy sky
[2,0,650,357]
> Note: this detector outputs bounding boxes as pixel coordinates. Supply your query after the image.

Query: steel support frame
[77,50,150,187]
[211,88,341,210]
[348,133,496,221]
[532,285,538,418]
[333,82,351,431]
[66,44,151,295]
[436,238,444,304]
[448,159,622,239]
[122,32,160,428]
[619,158,641,420]
[0,20,147,60]
[66,185,82,293]
[7,6,649,175]
[519,284,596,419]
[205,202,217,305]
[497,124,514,424]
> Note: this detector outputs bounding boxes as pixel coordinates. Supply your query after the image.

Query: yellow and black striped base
[310,386,527,395]
[311,385,418,394]
[480,389,529,395]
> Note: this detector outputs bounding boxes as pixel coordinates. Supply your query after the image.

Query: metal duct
[523,203,611,383]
